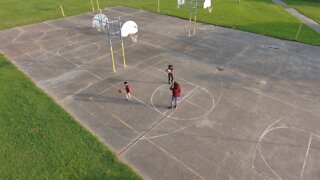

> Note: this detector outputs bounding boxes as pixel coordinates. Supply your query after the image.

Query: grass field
[283,0,320,24]
[0,0,320,45]
[0,54,141,178]
[0,0,319,178]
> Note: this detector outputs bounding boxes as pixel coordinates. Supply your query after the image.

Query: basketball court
[1,6,320,179]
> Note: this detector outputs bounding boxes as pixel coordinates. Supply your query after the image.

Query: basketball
[118,88,122,93]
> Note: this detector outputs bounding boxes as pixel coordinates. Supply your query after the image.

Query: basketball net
[130,33,138,43]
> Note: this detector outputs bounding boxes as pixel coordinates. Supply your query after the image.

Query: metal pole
[189,17,192,37]
[60,5,65,17]
[121,40,126,68]
[295,22,303,40]
[193,1,198,34]
[119,18,127,68]
[188,0,193,36]
[96,0,100,12]
[109,39,116,72]
[107,22,116,72]
[90,0,95,12]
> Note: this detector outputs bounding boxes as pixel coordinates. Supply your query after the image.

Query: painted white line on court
[84,69,103,80]
[147,140,205,180]
[12,28,23,42]
[92,99,140,137]
[233,67,319,118]
[254,119,320,180]
[150,82,216,120]
[252,117,283,168]
[132,96,156,112]
[258,126,288,180]
[61,81,96,103]
[151,84,169,115]
[163,85,199,115]
[89,57,166,100]
[185,99,208,112]
[57,46,81,68]
[143,124,192,140]
[57,42,101,58]
[32,30,67,42]
[40,69,86,85]
[300,134,313,180]
[168,86,215,120]
[24,53,57,75]
[146,72,223,140]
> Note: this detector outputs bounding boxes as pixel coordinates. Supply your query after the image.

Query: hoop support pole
[96,0,100,12]
[193,14,197,34]
[110,46,116,72]
[188,17,192,37]
[90,0,95,12]
[121,40,127,68]
[193,0,198,34]
[60,5,65,17]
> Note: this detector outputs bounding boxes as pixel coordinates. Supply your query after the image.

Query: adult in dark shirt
[169,81,181,109]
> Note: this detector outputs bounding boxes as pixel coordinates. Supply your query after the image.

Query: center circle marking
[151,82,215,120]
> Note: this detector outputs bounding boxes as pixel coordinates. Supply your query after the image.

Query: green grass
[282,0,320,24]
[0,0,320,45]
[0,54,140,179]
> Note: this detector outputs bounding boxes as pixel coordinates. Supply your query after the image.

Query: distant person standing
[124,81,131,100]
[166,65,174,84]
[169,81,181,109]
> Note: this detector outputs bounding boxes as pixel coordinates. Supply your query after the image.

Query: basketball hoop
[92,13,108,31]
[204,0,213,13]
[177,0,213,36]
[121,21,139,43]
[177,0,185,8]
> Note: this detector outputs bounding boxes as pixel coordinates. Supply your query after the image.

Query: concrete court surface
[1,6,320,180]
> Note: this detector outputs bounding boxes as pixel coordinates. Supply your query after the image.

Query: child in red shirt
[124,81,131,100]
